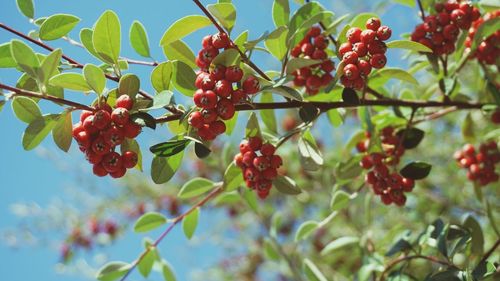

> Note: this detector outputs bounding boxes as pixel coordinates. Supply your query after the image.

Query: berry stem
[190,0,272,82]
[478,238,500,268]
[119,184,224,281]
[379,254,452,281]
[416,0,426,21]
[0,83,94,111]
[305,0,338,48]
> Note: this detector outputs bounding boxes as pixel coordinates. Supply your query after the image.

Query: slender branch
[477,238,500,267]
[379,255,452,281]
[416,0,426,21]
[190,0,272,81]
[0,83,94,111]
[120,184,224,281]
[412,107,458,124]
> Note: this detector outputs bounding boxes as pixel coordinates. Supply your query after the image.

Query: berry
[102,126,124,146]
[261,143,276,156]
[210,65,226,80]
[360,29,377,43]
[242,76,260,94]
[201,108,218,123]
[342,51,359,65]
[201,35,213,48]
[92,137,111,156]
[80,110,93,123]
[216,99,235,120]
[188,111,204,128]
[225,66,243,82]
[370,54,387,69]
[377,26,392,40]
[346,27,362,43]
[211,32,230,49]
[209,120,226,135]
[343,64,360,81]
[123,121,142,138]
[110,166,127,178]
[366,17,381,31]
[122,151,138,169]
[102,152,123,173]
[111,108,129,126]
[93,163,108,177]
[116,95,133,110]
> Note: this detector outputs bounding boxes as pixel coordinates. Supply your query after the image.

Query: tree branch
[477,238,500,267]
[416,0,426,21]
[379,254,452,281]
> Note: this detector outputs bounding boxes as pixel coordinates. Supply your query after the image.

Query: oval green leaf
[93,10,121,64]
[134,212,167,233]
[160,15,212,46]
[129,20,150,58]
[178,177,215,199]
[39,14,80,41]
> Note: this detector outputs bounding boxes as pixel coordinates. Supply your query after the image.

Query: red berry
[366,17,381,31]
[262,168,278,180]
[244,167,261,181]
[208,120,226,135]
[102,152,123,173]
[312,49,327,60]
[240,141,252,154]
[111,108,130,126]
[313,35,328,49]
[291,45,302,57]
[225,66,243,82]
[270,155,283,169]
[200,75,215,90]
[102,126,124,146]
[75,131,91,148]
[198,47,219,63]
[248,137,263,151]
[357,60,372,76]
[360,30,377,43]
[93,110,111,130]
[211,32,230,49]
[242,76,260,94]
[188,111,204,128]
[93,163,108,177]
[377,26,392,41]
[72,122,85,138]
[210,65,226,80]
[352,42,368,57]
[201,90,218,109]
[201,108,218,123]
[80,110,93,123]
[91,137,111,156]
[360,155,373,169]
[116,95,133,110]
[198,124,216,141]
[123,121,142,138]
[321,60,335,72]
[216,99,235,120]
[122,151,138,169]
[306,75,322,89]
[339,42,353,57]
[367,40,387,55]
[86,150,103,165]
[308,26,321,37]
[195,72,209,89]
[346,27,362,43]
[253,156,270,171]
[370,54,387,69]
[261,143,276,156]
[110,166,127,178]
[343,64,360,80]
[231,89,247,103]
[201,35,213,48]
[342,51,359,65]
[492,111,500,124]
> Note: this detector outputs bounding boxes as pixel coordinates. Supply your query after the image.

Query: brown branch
[379,254,452,281]
[120,184,224,281]
[416,0,426,21]
[190,0,272,82]
[477,238,500,267]
[0,83,94,111]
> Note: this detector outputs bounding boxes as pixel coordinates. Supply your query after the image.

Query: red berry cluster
[189,32,260,141]
[72,95,140,178]
[411,1,480,55]
[234,137,283,199]
[465,11,500,65]
[356,127,415,206]
[491,110,500,124]
[339,18,392,90]
[454,142,500,186]
[290,26,335,95]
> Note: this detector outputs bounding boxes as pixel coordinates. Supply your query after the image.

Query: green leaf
[289,11,334,46]
[83,64,105,94]
[162,40,196,69]
[39,49,62,85]
[321,236,360,256]
[245,112,261,138]
[264,26,289,61]
[396,127,425,149]
[39,14,80,41]
[471,17,500,51]
[303,258,328,281]
[288,2,324,37]
[274,175,301,195]
[138,247,156,278]
[194,142,211,159]
[129,20,150,58]
[350,13,378,29]
[392,0,415,7]
[295,220,319,241]
[272,0,290,27]
[130,112,156,129]
[10,39,40,79]
[233,30,248,50]
[330,190,351,211]
[0,43,18,68]
[472,260,496,280]
[141,90,173,111]
[386,40,432,53]
[463,215,484,256]
[22,114,58,150]
[11,96,42,123]
[118,73,140,96]
[16,0,34,19]
[260,92,277,133]
[160,15,212,46]
[327,109,343,127]
[182,207,200,239]
[151,152,184,184]
[286,57,321,74]
[298,129,323,171]
[223,162,243,191]
[52,111,72,152]
[335,154,363,180]
[171,60,196,97]
[150,139,190,157]
[151,62,173,93]
[207,3,237,32]
[263,238,280,261]
[264,85,303,101]
[211,48,240,67]
[93,10,121,64]
[49,73,92,92]
[386,238,412,256]
[400,161,432,180]
[134,212,167,233]
[178,178,215,199]
[96,261,131,281]
[376,68,418,85]
[80,28,101,60]
[161,260,177,281]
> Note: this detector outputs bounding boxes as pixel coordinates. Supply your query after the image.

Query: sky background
[0,0,420,280]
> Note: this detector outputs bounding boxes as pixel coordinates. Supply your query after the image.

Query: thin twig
[477,238,500,267]
[379,255,452,281]
[416,0,426,21]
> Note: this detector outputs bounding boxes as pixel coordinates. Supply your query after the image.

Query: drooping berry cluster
[411,1,480,55]
[465,10,500,65]
[234,137,283,199]
[339,18,392,90]
[290,26,335,95]
[72,95,140,178]
[454,142,500,186]
[189,32,260,141]
[356,127,415,206]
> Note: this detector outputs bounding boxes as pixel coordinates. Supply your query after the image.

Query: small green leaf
[96,261,131,281]
[303,258,328,281]
[298,129,323,171]
[321,236,360,256]
[11,96,42,123]
[335,154,363,180]
[376,68,418,85]
[194,142,211,159]
[0,43,17,68]
[49,73,92,92]
[207,3,237,32]
[327,109,343,127]
[288,2,324,37]
[295,220,319,241]
[151,152,184,184]
[245,112,261,138]
[39,14,80,41]
[274,175,301,195]
[400,161,432,180]
[223,162,243,191]
[330,190,351,211]
[129,20,150,58]
[472,260,496,280]
[386,40,432,53]
[39,49,62,85]
[386,238,412,257]
[151,62,173,93]
[150,139,190,157]
[22,114,58,150]
[160,15,212,46]
[178,178,215,199]
[134,212,167,233]
[286,57,321,74]
[130,112,156,129]
[52,111,72,152]
[16,0,34,19]
[93,10,121,64]
[182,207,200,239]
[138,247,156,278]
[272,0,290,27]
[83,64,105,94]
[463,215,484,256]
[161,260,177,281]
[118,73,140,96]
[264,26,289,61]
[171,60,196,97]
[162,40,196,69]
[263,238,280,261]
[211,48,240,67]
[142,90,173,110]
[10,39,40,79]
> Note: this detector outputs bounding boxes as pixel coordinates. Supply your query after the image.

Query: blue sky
[0,0,420,280]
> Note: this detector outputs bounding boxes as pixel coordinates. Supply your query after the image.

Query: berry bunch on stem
[291,26,335,95]
[234,136,283,199]
[465,10,500,65]
[454,142,500,186]
[189,32,260,141]
[411,1,480,55]
[357,127,415,206]
[72,95,140,178]
[339,17,392,90]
